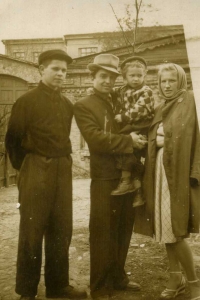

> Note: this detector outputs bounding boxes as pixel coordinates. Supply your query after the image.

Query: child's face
[125,66,146,88]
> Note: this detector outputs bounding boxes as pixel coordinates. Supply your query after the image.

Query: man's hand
[115,114,122,123]
[139,134,147,141]
[130,132,148,149]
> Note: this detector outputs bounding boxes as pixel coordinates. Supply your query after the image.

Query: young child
[111,56,155,207]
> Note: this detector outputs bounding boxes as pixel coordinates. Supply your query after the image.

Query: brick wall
[0,56,40,84]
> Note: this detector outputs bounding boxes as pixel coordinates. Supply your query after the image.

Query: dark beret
[121,56,147,70]
[38,49,73,65]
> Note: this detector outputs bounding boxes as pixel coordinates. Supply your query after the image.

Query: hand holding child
[130,132,148,150]
[138,134,147,141]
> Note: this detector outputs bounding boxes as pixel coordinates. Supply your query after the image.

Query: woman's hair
[158,63,178,76]
[121,61,147,78]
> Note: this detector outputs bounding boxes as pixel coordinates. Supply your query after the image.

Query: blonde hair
[122,61,147,78]
[158,63,178,76]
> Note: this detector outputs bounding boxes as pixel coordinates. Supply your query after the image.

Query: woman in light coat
[134,63,200,300]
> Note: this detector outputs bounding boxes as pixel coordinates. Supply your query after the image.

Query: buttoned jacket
[74,91,134,179]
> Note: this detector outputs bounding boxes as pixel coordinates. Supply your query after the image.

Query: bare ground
[0,179,199,300]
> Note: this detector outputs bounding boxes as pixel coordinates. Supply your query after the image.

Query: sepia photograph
[0,1,200,299]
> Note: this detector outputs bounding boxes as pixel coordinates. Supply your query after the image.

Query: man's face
[40,60,67,89]
[93,69,117,94]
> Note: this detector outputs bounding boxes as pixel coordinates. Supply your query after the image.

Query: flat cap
[38,49,73,65]
[121,56,147,70]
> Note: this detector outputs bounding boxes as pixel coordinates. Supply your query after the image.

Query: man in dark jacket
[74,54,147,299]
[5,50,87,300]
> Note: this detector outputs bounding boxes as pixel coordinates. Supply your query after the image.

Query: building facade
[2,38,66,63]
[0,25,194,186]
[2,25,184,61]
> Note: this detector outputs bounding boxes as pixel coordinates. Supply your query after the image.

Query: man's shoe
[111,177,136,196]
[20,297,35,300]
[46,285,87,299]
[125,282,141,291]
[115,281,141,291]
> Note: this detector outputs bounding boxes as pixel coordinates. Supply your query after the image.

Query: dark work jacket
[6,81,73,170]
[134,91,200,237]
[74,91,134,180]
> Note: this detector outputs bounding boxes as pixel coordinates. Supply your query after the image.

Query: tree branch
[133,0,143,53]
[109,3,132,53]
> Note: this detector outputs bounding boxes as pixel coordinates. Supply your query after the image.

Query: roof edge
[0,53,38,67]
[2,37,64,45]
[72,32,185,60]
[64,24,184,38]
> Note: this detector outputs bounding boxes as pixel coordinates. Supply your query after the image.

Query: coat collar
[93,88,114,112]
[94,88,111,101]
[150,93,188,130]
[38,81,61,101]
[149,103,163,129]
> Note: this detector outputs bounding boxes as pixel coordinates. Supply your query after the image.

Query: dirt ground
[0,179,200,300]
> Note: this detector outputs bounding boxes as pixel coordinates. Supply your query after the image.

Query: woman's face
[160,70,178,97]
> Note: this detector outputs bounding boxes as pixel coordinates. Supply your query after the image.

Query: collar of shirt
[94,88,113,107]
[38,81,61,102]
[122,82,145,92]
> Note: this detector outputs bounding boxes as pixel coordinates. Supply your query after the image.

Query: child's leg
[111,154,137,196]
[121,170,131,178]
[132,178,141,189]
[132,164,145,207]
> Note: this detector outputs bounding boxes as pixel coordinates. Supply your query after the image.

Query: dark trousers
[90,179,135,298]
[16,153,72,297]
[115,152,144,176]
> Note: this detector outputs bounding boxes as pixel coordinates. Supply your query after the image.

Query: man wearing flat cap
[74,54,146,299]
[6,49,87,300]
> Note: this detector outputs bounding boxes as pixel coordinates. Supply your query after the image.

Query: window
[79,47,98,57]
[15,52,25,59]
[33,52,41,63]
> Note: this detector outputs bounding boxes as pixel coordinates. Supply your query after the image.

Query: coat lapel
[94,93,121,131]
[94,94,114,116]
[149,103,163,129]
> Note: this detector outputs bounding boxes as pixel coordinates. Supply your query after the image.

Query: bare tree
[133,0,143,51]
[101,1,159,53]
